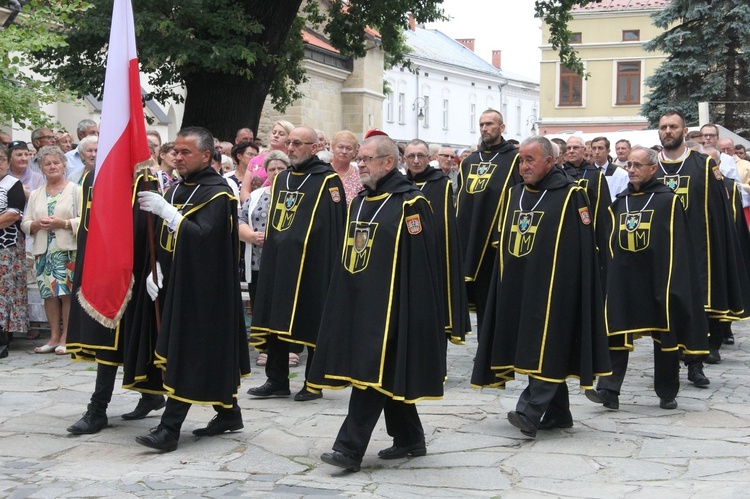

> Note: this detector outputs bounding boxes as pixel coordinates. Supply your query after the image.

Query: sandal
[288,353,299,367]
[34,344,57,354]
[55,345,67,355]
[256,353,267,366]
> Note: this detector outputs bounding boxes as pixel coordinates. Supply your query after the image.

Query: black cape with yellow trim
[154,166,251,407]
[562,161,611,272]
[67,172,164,394]
[471,167,611,389]
[407,167,470,343]
[604,178,709,354]
[456,139,520,282]
[249,156,346,348]
[308,170,446,402]
[656,151,749,320]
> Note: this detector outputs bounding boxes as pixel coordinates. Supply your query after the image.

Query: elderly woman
[56,132,74,153]
[240,120,295,203]
[238,150,297,366]
[330,130,362,205]
[0,144,28,355]
[68,135,98,184]
[8,140,44,199]
[21,146,81,355]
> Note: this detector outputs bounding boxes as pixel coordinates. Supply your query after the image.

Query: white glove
[146,261,163,301]
[138,191,183,230]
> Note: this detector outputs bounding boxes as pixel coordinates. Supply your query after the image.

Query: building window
[622,30,640,41]
[442,99,449,130]
[423,95,430,128]
[386,93,394,123]
[570,32,582,44]
[398,93,405,124]
[616,61,641,105]
[559,66,582,106]
[470,103,476,133]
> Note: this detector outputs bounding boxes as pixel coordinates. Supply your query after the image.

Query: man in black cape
[134,127,251,452]
[310,134,445,472]
[456,109,521,333]
[404,138,470,344]
[651,110,750,382]
[66,169,165,435]
[471,136,611,438]
[248,125,346,401]
[586,146,709,412]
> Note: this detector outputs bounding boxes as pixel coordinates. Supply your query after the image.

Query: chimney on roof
[408,13,416,31]
[492,50,502,70]
[457,38,475,52]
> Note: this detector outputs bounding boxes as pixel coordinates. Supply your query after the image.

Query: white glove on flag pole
[77,0,151,328]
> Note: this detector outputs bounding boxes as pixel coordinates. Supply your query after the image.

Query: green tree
[0,1,90,129]
[641,0,750,135]
[534,0,601,77]
[31,0,444,140]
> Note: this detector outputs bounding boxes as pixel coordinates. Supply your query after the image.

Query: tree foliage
[0,0,90,129]
[30,0,446,139]
[641,0,750,136]
[534,0,601,77]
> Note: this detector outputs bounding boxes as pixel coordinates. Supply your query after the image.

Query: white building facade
[382,26,539,148]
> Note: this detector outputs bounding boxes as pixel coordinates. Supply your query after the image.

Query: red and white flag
[78,0,150,327]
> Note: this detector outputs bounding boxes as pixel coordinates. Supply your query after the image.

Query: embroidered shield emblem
[354,227,369,253]
[329,187,341,203]
[625,212,641,233]
[272,190,305,231]
[508,210,544,257]
[284,192,299,210]
[660,175,689,210]
[579,207,591,225]
[466,162,497,193]
[518,213,533,234]
[344,222,377,273]
[406,214,422,234]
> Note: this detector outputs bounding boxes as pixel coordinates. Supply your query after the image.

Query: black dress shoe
[67,411,108,435]
[538,414,574,430]
[192,414,244,436]
[687,363,710,387]
[294,387,322,401]
[706,348,722,364]
[247,381,291,397]
[135,425,179,452]
[320,451,361,472]
[378,441,427,459]
[507,411,537,438]
[585,389,619,410]
[659,398,678,410]
[724,332,735,345]
[121,396,166,420]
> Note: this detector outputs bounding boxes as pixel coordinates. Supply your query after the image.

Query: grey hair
[521,135,555,161]
[406,139,429,152]
[630,145,658,165]
[263,150,291,171]
[31,128,51,142]
[77,135,98,155]
[177,126,214,154]
[77,119,97,135]
[37,145,67,167]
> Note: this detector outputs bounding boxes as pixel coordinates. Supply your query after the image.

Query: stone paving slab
[2,318,750,497]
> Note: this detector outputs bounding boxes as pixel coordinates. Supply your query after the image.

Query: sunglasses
[9,140,28,149]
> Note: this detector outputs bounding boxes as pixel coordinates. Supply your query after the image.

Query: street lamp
[413,97,426,121]
[526,114,538,135]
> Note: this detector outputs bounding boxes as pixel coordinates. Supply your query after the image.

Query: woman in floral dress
[21,146,80,355]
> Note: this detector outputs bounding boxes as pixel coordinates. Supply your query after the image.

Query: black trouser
[466,252,495,336]
[160,398,241,437]
[332,387,424,462]
[597,343,679,400]
[265,334,314,388]
[90,363,163,415]
[516,378,570,426]
[708,318,729,350]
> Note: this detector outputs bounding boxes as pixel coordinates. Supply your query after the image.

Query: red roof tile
[573,0,669,11]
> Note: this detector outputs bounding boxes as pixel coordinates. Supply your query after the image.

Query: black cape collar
[291,155,335,175]
[525,166,572,191]
[406,167,446,183]
[182,165,226,186]
[617,176,672,198]
[478,137,515,155]
[363,169,418,196]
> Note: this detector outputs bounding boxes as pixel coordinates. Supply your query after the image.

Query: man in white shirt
[591,136,629,202]
[65,119,99,181]
[613,139,631,167]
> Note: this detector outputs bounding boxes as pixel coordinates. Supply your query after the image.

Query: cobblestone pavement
[1,319,750,498]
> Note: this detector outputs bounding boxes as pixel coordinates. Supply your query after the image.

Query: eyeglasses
[438,154,455,159]
[37,135,56,141]
[355,155,390,165]
[625,161,653,169]
[284,140,315,148]
[702,133,717,139]
[568,145,583,150]
[405,153,428,161]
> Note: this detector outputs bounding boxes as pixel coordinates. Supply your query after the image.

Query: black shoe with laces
[687,363,710,387]
[121,395,166,420]
[192,414,244,436]
[585,389,619,410]
[247,381,291,397]
[135,425,179,452]
[67,410,108,435]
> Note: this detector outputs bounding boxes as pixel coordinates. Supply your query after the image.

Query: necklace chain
[625,192,655,214]
[519,188,547,212]
[355,194,393,225]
